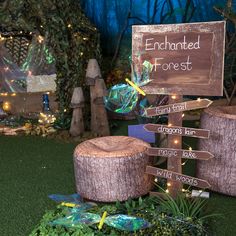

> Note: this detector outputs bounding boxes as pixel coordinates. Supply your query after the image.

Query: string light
[183,140,193,151]
[80,52,84,56]
[167,182,171,187]
[67,24,72,28]
[182,160,188,166]
[174,139,179,144]
[4,67,9,71]
[197,98,201,102]
[37,35,44,43]
[154,178,158,183]
[182,113,185,117]
[0,93,8,96]
[165,189,169,193]
[2,101,11,111]
[171,95,177,99]
[38,112,56,124]
[0,35,5,41]
[9,36,13,40]
[11,93,16,96]
[83,37,88,40]
[168,123,172,127]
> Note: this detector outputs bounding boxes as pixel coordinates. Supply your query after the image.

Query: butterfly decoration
[48,193,152,231]
[104,60,153,114]
[49,211,152,231]
[48,193,97,212]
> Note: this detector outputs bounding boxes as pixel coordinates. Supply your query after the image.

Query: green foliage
[30,195,215,236]
[0,0,101,127]
[153,190,221,222]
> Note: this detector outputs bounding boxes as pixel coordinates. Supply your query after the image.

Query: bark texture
[92,79,110,136]
[69,87,85,137]
[197,106,236,196]
[73,136,154,202]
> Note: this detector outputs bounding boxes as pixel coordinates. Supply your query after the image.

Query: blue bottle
[42,94,50,112]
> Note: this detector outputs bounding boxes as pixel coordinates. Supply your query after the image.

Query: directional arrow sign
[144,124,210,139]
[146,166,211,189]
[148,147,213,160]
[145,99,212,117]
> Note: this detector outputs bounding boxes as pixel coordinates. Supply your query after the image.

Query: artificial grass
[0,120,236,236]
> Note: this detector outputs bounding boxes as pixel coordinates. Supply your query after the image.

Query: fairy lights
[171,95,177,99]
[38,112,56,124]
[2,101,11,111]
[37,35,44,43]
[0,93,8,96]
[174,139,179,144]
[181,160,188,166]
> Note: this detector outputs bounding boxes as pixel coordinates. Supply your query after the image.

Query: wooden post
[167,95,183,197]
[85,59,102,132]
[93,79,110,136]
[69,87,85,137]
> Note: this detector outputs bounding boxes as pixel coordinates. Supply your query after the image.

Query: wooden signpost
[132,21,225,96]
[147,148,213,161]
[145,99,212,117]
[144,124,210,139]
[146,166,211,189]
[132,21,225,197]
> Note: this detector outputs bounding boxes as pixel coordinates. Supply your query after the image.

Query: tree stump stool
[73,136,153,202]
[197,106,236,196]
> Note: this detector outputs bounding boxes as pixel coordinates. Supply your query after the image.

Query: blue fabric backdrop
[80,0,231,53]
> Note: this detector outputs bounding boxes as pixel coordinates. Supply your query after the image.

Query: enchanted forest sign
[132,21,225,96]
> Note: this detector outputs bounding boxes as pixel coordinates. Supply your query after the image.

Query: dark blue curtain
[81,0,230,54]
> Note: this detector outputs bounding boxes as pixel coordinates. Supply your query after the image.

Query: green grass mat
[0,120,235,236]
